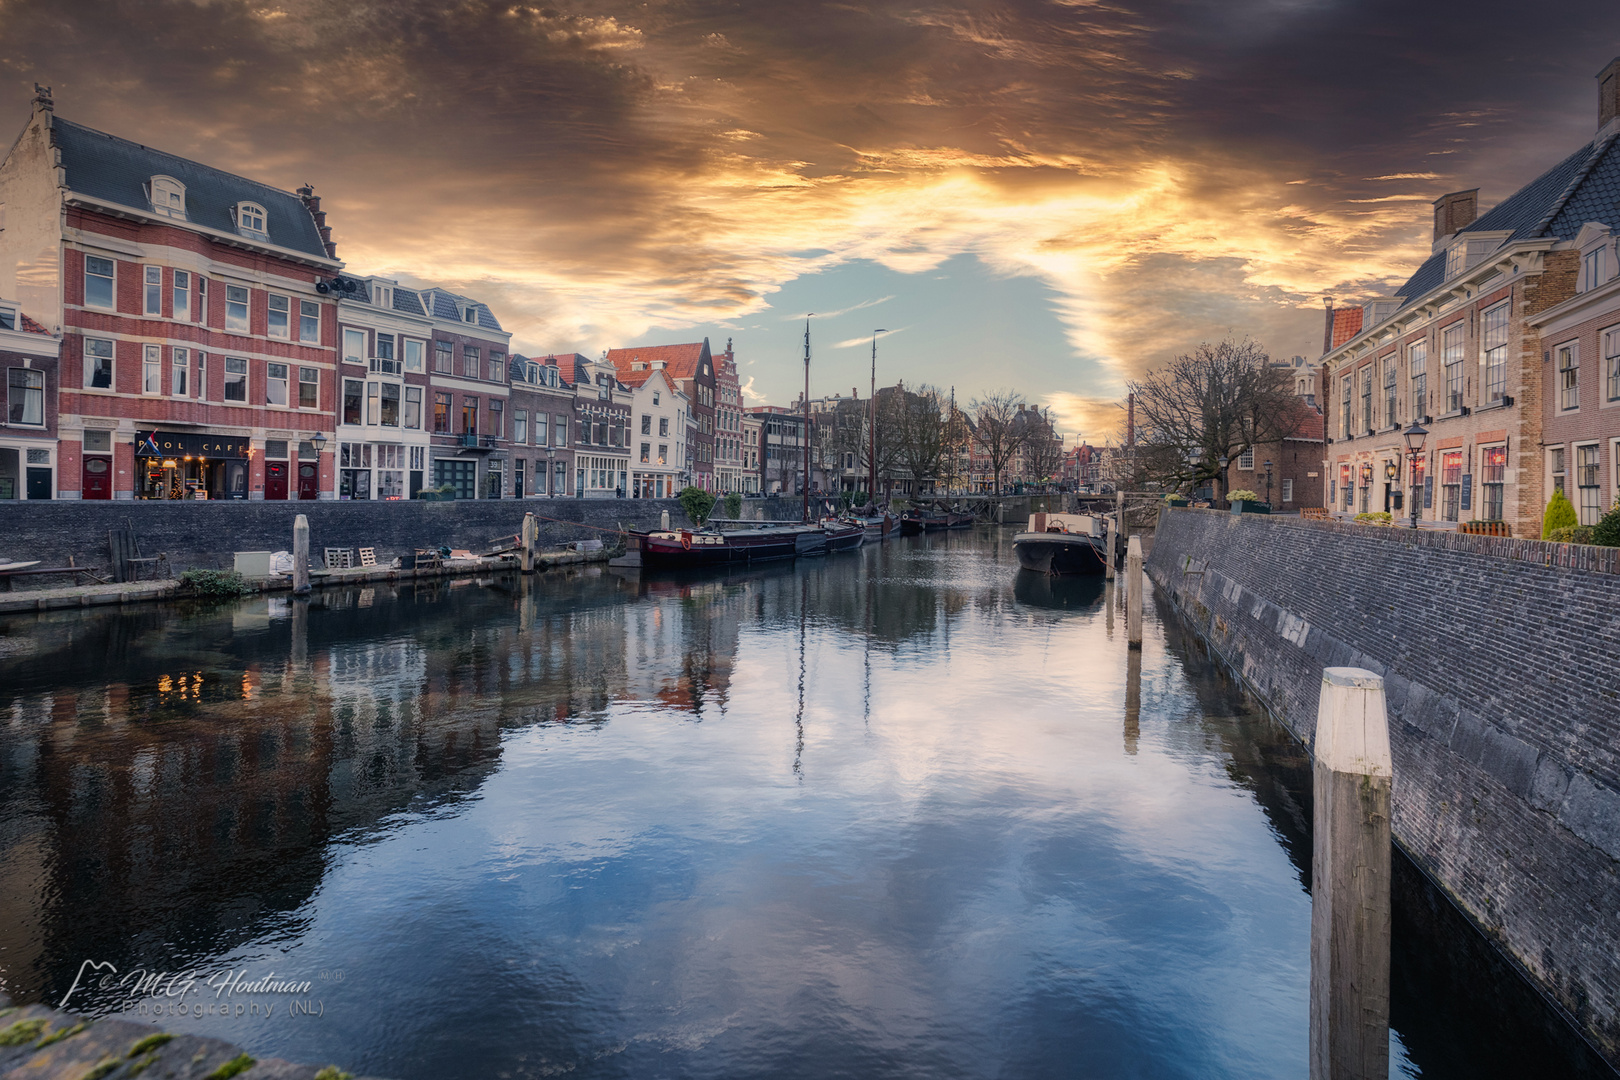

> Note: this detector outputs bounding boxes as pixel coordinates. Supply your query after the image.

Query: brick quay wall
[0,497,809,582]
[1146,508,1620,1066]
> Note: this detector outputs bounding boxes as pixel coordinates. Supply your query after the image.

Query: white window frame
[142,344,162,394]
[84,255,115,311]
[1238,448,1254,470]
[173,270,191,322]
[1281,478,1294,503]
[149,175,187,219]
[1409,341,1427,419]
[1558,342,1580,412]
[343,327,366,366]
[298,366,320,409]
[404,385,423,429]
[268,293,291,339]
[224,356,249,402]
[266,361,289,407]
[235,201,268,239]
[144,265,163,316]
[404,339,424,372]
[1480,301,1509,405]
[7,366,45,426]
[225,285,250,333]
[1605,326,1620,405]
[1576,442,1603,525]
[171,347,189,397]
[299,300,320,343]
[84,337,115,390]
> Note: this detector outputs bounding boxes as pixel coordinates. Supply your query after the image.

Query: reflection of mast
[862,556,872,727]
[794,571,807,777]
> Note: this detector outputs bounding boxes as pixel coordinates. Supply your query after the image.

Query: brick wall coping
[1171,507,1620,576]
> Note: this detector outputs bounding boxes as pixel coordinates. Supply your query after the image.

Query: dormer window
[149,176,187,219]
[1575,224,1615,294]
[462,304,478,324]
[235,201,268,240]
[374,284,393,308]
[1444,243,1465,279]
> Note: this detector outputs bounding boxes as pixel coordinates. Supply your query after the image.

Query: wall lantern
[1384,461,1398,481]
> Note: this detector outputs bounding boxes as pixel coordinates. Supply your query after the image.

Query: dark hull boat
[850,513,901,540]
[900,510,975,534]
[1011,512,1110,576]
[627,525,805,568]
[821,521,866,551]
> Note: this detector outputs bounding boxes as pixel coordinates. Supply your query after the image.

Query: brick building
[0,88,345,500]
[604,341,717,491]
[713,339,746,493]
[1217,404,1326,511]
[1320,59,1620,536]
[508,354,578,497]
[564,353,632,497]
[0,298,60,498]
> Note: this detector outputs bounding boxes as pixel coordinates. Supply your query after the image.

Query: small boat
[626,523,809,568]
[821,519,865,552]
[1012,512,1109,575]
[848,512,900,540]
[900,508,975,534]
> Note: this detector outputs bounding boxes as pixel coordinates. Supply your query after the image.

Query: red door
[297,462,319,500]
[265,461,289,500]
[82,456,112,500]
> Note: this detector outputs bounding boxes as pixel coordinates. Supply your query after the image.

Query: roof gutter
[63,192,344,272]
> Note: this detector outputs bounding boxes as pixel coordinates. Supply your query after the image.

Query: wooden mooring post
[292,514,310,596]
[1126,534,1143,646]
[1310,667,1393,1080]
[521,512,538,573]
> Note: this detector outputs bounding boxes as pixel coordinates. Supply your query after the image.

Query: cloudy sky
[2,0,1615,437]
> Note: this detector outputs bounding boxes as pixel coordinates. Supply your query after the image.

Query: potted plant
[1227,489,1269,514]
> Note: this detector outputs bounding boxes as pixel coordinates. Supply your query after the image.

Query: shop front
[135,430,250,500]
[0,441,53,500]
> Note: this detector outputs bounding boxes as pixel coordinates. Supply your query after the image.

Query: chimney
[1432,189,1479,246]
[297,184,338,259]
[1601,56,1620,133]
[1323,297,1335,355]
[852,387,858,398]
[31,83,53,113]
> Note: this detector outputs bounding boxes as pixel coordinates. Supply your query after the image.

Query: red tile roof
[1330,308,1362,348]
[604,343,707,386]
[18,312,51,335]
[1284,403,1325,442]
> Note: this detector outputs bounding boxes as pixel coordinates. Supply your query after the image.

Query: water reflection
[0,536,1608,1080]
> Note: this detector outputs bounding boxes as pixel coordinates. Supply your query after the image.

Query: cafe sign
[135,430,251,459]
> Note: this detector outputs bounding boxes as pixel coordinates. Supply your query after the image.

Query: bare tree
[832,386,907,503]
[1018,407,1065,488]
[1127,338,1299,502]
[896,384,947,496]
[970,388,1030,495]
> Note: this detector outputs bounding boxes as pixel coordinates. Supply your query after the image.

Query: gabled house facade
[331,275,434,499]
[417,287,512,499]
[1320,58,1620,536]
[0,88,344,500]
[615,362,689,498]
[714,339,745,494]
[566,354,632,498]
[508,354,578,497]
[604,340,717,491]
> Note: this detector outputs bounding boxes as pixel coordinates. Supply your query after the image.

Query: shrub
[180,569,253,600]
[1354,511,1393,525]
[1541,489,1577,538]
[721,492,742,519]
[677,485,716,526]
[1593,503,1620,547]
[1227,489,1260,502]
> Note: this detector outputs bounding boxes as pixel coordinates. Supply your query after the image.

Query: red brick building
[0,88,344,500]
[0,299,60,499]
[604,341,717,491]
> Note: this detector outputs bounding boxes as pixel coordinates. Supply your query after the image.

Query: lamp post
[546,447,555,496]
[1384,460,1398,514]
[310,432,327,499]
[1218,454,1229,506]
[1264,460,1273,508]
[1403,421,1427,529]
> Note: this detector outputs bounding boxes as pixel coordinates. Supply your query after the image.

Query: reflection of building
[0,296,60,500]
[0,87,343,500]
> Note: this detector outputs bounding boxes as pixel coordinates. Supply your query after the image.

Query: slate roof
[419,288,504,332]
[332,277,428,317]
[52,117,330,260]
[604,342,709,384]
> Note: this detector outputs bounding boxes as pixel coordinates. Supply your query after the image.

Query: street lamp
[1403,421,1428,529]
[1263,460,1273,508]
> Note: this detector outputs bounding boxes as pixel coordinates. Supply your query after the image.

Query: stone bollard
[1104,518,1116,581]
[660,509,671,531]
[521,512,537,574]
[1309,667,1393,1080]
[292,514,310,596]
[1126,534,1143,646]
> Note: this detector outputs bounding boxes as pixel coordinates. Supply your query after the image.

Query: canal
[0,529,1608,1079]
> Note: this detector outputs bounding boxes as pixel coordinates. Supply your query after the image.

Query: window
[514,410,528,444]
[1339,464,1353,510]
[174,270,191,321]
[343,379,364,425]
[1441,450,1463,522]
[1281,478,1294,503]
[1340,374,1352,438]
[658,416,669,437]
[404,339,424,372]
[462,397,478,434]
[1442,323,1464,412]
[196,353,207,400]
[657,444,667,465]
[1445,243,1465,279]
[1550,446,1566,496]
[7,368,44,425]
[641,415,651,435]
[435,340,453,374]
[149,175,186,219]
[171,348,188,396]
[489,351,505,382]
[554,415,568,446]
[489,398,503,438]
[653,390,661,406]
[595,421,607,445]
[641,441,651,463]
[464,346,481,379]
[1238,448,1254,470]
[1558,344,1579,410]
[366,381,379,424]
[84,256,114,309]
[404,386,422,429]
[434,391,451,433]
[374,284,392,309]
[235,202,267,239]
[143,344,162,394]
[343,327,366,365]
[144,265,163,315]
[1409,342,1427,419]
[84,337,114,389]
[1606,328,1620,402]
[0,306,11,330]
[299,300,320,343]
[1577,444,1601,525]
[223,356,247,403]
[226,285,250,333]
[1481,302,1508,405]
[267,362,289,406]
[1584,247,1606,292]
[1481,445,1506,521]
[299,366,319,409]
[1360,366,1373,433]
[1383,357,1397,426]
[375,332,395,361]
[380,383,400,427]
[534,415,547,445]
[463,304,478,324]
[268,294,290,339]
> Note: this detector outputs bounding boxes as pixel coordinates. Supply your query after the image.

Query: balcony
[369,356,402,375]
[458,433,497,451]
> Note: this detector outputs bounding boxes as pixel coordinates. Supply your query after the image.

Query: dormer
[460,302,479,325]
[1574,221,1615,293]
[149,175,187,220]
[0,301,15,331]
[234,201,268,240]
[371,279,394,309]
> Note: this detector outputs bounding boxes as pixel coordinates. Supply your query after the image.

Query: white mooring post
[660,509,671,531]
[292,514,311,596]
[1126,534,1143,646]
[521,512,537,574]
[1310,667,1393,1080]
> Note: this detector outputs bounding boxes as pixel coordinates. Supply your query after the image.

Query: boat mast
[803,317,812,524]
[869,330,884,507]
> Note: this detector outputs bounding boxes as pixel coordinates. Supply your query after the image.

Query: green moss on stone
[205,1052,256,1079]
[127,1032,174,1057]
[0,1018,48,1046]
[314,1068,354,1080]
[77,1057,122,1080]
[36,1021,87,1047]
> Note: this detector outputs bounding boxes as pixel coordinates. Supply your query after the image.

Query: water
[0,530,1608,1078]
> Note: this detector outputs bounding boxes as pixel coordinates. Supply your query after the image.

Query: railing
[369,356,402,375]
[1459,520,1512,537]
